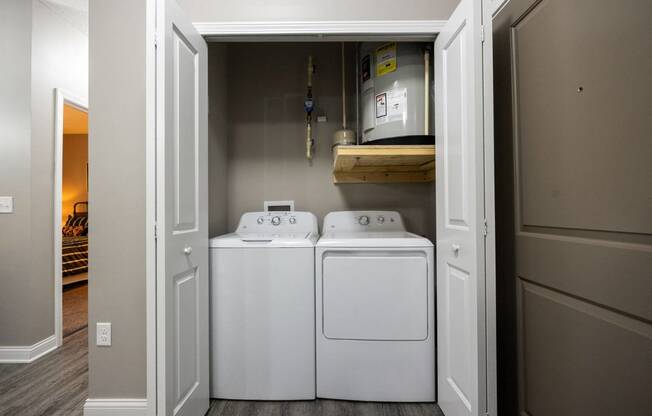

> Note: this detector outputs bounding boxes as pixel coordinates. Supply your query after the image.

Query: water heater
[359,42,433,145]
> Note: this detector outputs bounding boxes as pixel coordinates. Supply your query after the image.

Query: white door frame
[53,88,88,349]
[145,2,157,415]
[149,15,496,416]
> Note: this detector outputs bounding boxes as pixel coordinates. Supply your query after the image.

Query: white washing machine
[210,211,318,400]
[316,211,435,402]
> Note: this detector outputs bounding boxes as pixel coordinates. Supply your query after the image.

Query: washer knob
[271,216,281,226]
[257,217,264,224]
[377,215,385,224]
[289,216,296,224]
[359,215,370,226]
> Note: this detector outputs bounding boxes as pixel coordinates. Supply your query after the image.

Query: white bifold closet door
[157,0,209,414]
[435,0,495,415]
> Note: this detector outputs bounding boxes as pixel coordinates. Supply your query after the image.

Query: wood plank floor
[0,327,442,416]
[208,399,444,416]
[0,328,88,416]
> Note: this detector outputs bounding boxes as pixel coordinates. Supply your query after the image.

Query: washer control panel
[324,211,405,232]
[237,211,317,234]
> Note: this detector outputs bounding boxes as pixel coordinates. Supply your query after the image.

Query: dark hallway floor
[0,282,88,416]
[0,327,88,416]
[0,281,442,415]
[207,400,444,416]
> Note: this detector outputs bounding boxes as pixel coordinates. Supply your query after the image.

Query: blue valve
[304,98,314,113]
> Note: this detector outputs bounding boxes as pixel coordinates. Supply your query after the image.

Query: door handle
[451,244,460,256]
[183,246,193,255]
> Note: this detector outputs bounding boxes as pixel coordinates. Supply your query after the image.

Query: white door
[157,0,209,414]
[435,0,495,415]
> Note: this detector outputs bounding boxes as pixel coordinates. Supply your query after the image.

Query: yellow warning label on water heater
[376,42,397,77]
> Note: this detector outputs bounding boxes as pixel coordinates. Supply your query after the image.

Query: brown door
[493,0,652,415]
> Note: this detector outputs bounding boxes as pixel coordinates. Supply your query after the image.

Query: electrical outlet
[0,196,14,213]
[96,322,111,346]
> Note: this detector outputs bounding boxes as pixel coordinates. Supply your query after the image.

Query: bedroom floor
[62,280,88,337]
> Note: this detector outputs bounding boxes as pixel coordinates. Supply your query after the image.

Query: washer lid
[317,231,433,248]
[210,231,318,248]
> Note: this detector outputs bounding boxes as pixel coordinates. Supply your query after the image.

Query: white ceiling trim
[194,20,446,38]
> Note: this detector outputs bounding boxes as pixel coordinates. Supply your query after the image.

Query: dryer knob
[377,215,385,224]
[289,216,297,224]
[359,215,370,226]
[271,216,281,226]
[257,217,264,224]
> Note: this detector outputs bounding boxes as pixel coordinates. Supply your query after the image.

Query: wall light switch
[0,196,14,213]
[96,322,112,347]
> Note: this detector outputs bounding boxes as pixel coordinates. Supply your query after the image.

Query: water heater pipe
[341,43,347,129]
[332,44,356,150]
[355,43,360,144]
[306,55,315,160]
[424,48,430,135]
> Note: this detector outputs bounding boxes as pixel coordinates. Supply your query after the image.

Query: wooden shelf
[333,145,435,184]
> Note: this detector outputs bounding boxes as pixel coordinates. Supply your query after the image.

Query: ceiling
[63,104,88,135]
[40,0,88,34]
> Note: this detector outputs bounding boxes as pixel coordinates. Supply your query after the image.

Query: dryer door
[322,251,429,341]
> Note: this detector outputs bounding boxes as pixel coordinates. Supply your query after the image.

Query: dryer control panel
[236,211,318,234]
[322,211,405,232]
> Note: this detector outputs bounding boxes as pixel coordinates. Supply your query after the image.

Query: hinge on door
[154,222,158,240]
[154,32,158,48]
[483,218,488,236]
[480,25,485,43]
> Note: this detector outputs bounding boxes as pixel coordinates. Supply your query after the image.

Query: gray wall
[0,0,33,346]
[208,44,228,237]
[88,0,147,398]
[0,0,88,346]
[178,0,459,22]
[216,43,435,239]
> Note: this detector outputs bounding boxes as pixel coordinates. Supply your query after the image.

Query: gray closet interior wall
[208,44,228,237]
[208,43,436,239]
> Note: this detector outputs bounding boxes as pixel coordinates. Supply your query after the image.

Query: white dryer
[316,211,435,402]
[209,211,318,400]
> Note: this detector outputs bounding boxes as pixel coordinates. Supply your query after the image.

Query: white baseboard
[83,399,148,416]
[0,334,57,363]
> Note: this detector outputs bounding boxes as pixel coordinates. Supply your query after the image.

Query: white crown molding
[0,335,57,363]
[83,399,148,416]
[194,20,446,37]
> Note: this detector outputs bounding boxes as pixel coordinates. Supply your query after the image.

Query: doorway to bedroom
[56,96,89,345]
